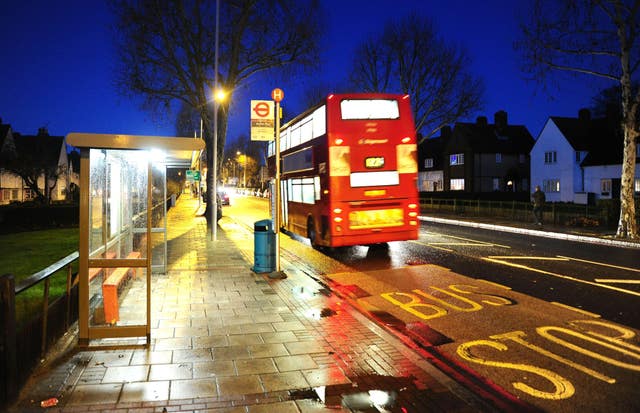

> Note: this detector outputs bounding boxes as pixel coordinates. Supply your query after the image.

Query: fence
[0,252,79,407]
[419,197,617,228]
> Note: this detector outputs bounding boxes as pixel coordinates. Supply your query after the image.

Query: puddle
[290,374,420,412]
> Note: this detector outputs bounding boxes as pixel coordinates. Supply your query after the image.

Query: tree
[518,0,640,239]
[349,13,484,140]
[223,134,264,187]
[7,131,67,205]
[111,0,322,225]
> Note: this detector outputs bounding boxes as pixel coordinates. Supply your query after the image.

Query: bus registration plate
[349,208,404,229]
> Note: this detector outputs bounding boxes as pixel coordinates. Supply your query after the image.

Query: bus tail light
[401,136,411,143]
[334,217,343,223]
[333,208,342,214]
[408,203,417,209]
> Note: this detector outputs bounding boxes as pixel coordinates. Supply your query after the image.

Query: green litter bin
[253,219,275,273]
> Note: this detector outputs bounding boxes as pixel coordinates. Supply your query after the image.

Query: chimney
[578,108,591,123]
[38,127,49,136]
[494,110,508,130]
[476,116,488,127]
[439,125,452,139]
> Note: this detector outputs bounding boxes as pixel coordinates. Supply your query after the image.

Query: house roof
[451,122,534,154]
[549,115,624,166]
[13,133,65,167]
[0,123,11,149]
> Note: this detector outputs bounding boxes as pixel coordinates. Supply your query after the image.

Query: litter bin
[253,219,275,273]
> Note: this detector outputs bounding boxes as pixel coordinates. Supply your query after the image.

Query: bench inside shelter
[101,251,142,324]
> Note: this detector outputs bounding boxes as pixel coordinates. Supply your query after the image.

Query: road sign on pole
[271,88,284,103]
[250,100,274,141]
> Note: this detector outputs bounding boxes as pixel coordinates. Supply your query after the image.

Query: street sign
[186,169,200,182]
[250,100,275,141]
[271,88,284,103]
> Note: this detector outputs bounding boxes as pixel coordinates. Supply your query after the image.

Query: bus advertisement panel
[268,93,418,248]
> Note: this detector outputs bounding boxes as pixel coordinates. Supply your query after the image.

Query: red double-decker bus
[267,93,419,248]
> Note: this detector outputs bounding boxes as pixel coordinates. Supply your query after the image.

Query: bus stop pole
[274,100,281,272]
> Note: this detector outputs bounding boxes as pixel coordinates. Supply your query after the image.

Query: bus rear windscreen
[340,99,400,120]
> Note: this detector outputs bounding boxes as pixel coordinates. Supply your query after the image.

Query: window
[635,178,640,192]
[450,153,464,166]
[450,178,464,190]
[544,151,557,164]
[493,178,500,191]
[24,189,36,200]
[543,179,560,193]
[519,154,525,163]
[575,151,582,162]
[601,179,612,196]
[340,99,399,120]
[496,153,502,164]
[424,158,433,168]
[288,177,319,204]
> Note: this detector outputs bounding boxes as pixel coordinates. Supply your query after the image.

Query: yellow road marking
[437,234,511,248]
[557,256,640,273]
[477,279,512,290]
[550,302,600,318]
[410,240,453,252]
[595,279,640,284]
[488,256,570,261]
[483,257,640,297]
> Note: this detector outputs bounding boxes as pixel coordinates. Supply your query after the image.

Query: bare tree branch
[349,13,484,139]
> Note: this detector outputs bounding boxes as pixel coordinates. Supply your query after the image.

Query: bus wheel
[307,218,319,249]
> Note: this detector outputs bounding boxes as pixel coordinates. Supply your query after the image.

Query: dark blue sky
[0,0,606,142]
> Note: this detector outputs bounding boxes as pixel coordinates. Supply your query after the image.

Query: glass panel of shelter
[87,149,149,330]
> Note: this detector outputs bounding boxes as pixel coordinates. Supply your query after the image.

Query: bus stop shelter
[66,133,205,347]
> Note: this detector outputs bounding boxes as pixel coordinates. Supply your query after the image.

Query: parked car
[201,191,223,221]
[218,190,230,205]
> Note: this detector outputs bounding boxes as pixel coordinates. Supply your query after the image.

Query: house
[0,119,22,204]
[441,111,534,193]
[532,109,639,203]
[417,126,450,192]
[0,124,70,204]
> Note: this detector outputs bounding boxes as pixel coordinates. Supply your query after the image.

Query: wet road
[223,194,640,412]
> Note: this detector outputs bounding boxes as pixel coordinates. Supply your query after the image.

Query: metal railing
[1,251,79,407]
[419,197,617,228]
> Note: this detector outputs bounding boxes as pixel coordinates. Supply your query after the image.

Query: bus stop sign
[271,88,284,103]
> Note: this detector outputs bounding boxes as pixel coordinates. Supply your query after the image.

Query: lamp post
[236,151,247,188]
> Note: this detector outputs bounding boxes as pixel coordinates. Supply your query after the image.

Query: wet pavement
[9,197,494,413]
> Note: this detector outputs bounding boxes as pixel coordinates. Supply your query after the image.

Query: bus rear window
[340,99,400,120]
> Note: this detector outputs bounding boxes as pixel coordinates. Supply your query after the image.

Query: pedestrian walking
[532,185,545,226]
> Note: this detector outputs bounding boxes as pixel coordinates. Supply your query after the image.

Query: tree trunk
[616,123,638,239]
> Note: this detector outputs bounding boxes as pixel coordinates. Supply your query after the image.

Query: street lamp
[236,151,247,188]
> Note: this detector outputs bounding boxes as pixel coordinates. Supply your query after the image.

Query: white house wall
[530,119,577,202]
[583,163,639,200]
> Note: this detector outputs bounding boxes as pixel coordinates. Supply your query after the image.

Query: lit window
[496,153,502,164]
[635,178,640,192]
[543,179,560,193]
[450,153,464,165]
[450,178,465,190]
[424,158,433,168]
[493,178,500,191]
[601,179,612,196]
[340,99,400,120]
[544,151,557,164]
